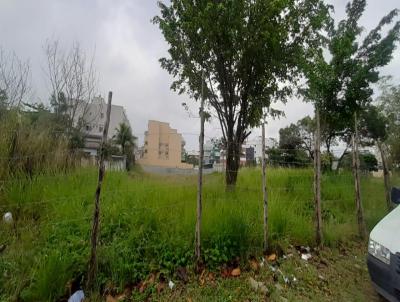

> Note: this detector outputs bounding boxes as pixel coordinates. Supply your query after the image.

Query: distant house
[217,137,275,168]
[218,145,254,168]
[245,146,255,164]
[74,96,131,156]
[243,136,276,164]
[138,120,192,169]
[203,140,221,167]
[185,149,199,166]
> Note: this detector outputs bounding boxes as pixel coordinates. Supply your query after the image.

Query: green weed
[0,167,392,301]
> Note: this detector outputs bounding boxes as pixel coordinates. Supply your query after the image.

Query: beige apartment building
[138,120,192,169]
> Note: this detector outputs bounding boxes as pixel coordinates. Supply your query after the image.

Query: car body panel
[369,206,400,254]
[367,254,400,302]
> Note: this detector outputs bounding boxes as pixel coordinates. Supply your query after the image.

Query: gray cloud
[0,0,399,150]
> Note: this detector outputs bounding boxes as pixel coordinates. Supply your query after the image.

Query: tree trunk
[352,113,367,240]
[336,146,348,171]
[125,155,130,171]
[378,142,392,211]
[225,139,240,189]
[325,140,333,171]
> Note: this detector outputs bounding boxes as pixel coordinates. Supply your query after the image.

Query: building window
[101,113,104,118]
[86,125,90,131]
[99,126,103,132]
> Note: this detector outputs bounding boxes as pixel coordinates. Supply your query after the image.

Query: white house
[74,96,131,156]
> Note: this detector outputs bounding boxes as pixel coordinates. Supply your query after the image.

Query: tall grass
[0,110,80,182]
[0,167,393,301]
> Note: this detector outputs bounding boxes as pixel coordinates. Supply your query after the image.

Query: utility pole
[314,108,323,246]
[261,120,268,252]
[87,91,112,288]
[352,112,366,240]
[195,71,205,266]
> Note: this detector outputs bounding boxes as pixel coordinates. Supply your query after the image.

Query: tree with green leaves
[154,0,330,188]
[278,123,311,166]
[265,122,311,167]
[304,0,400,154]
[296,116,316,160]
[360,88,397,210]
[290,115,340,166]
[303,0,400,238]
[340,152,378,171]
[362,153,378,171]
[376,79,400,167]
[359,105,389,148]
[113,123,137,171]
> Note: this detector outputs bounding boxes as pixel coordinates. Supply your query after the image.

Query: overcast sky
[0,0,399,150]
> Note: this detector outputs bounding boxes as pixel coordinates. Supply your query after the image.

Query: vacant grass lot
[0,167,394,301]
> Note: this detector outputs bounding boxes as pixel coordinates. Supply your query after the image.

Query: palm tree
[113,123,136,170]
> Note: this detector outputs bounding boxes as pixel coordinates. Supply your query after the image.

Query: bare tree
[0,47,31,108]
[44,40,98,133]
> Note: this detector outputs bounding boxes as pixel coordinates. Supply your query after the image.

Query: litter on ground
[301,253,312,261]
[3,212,13,224]
[68,290,84,302]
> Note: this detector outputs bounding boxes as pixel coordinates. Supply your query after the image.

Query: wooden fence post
[261,121,269,252]
[352,113,367,239]
[195,71,205,266]
[87,91,112,288]
[314,108,323,246]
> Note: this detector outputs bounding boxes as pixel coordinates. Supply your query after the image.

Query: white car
[367,187,400,302]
